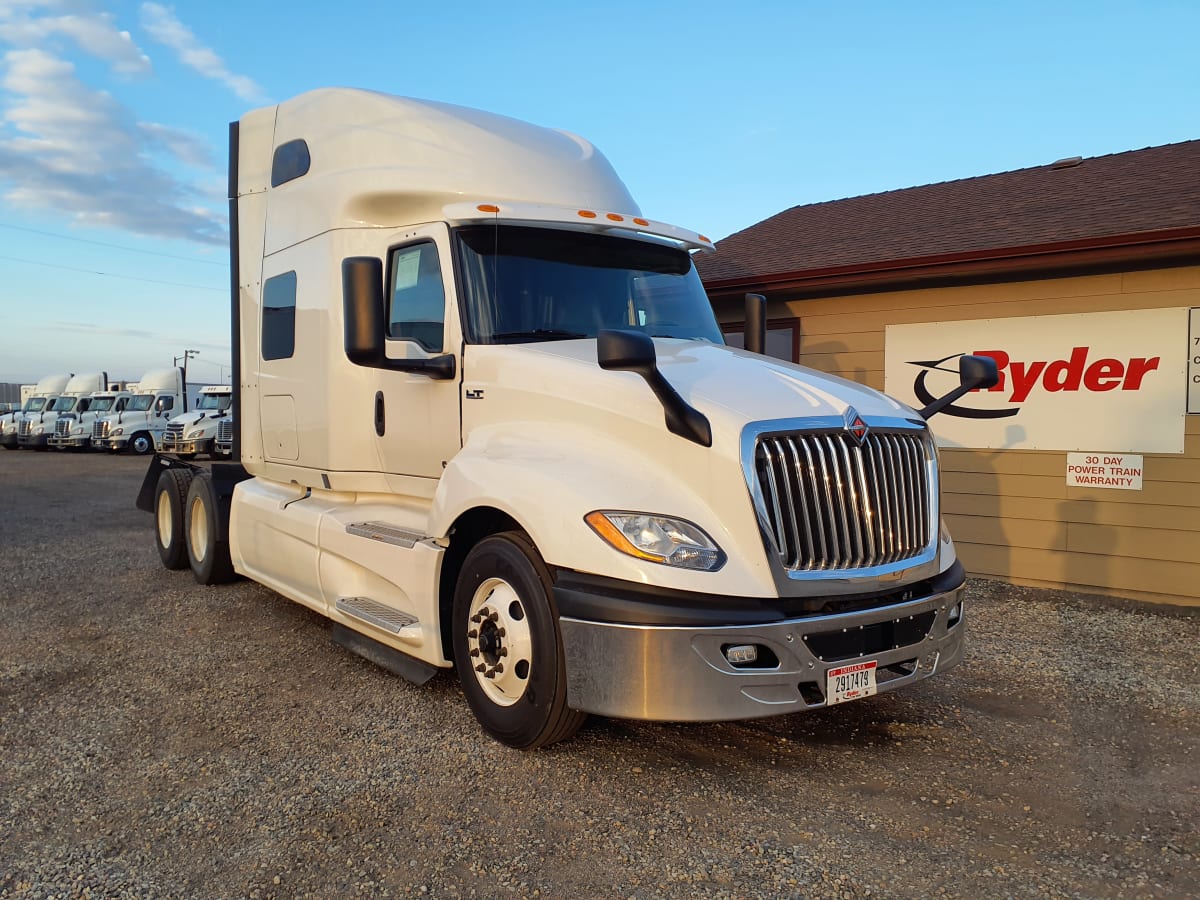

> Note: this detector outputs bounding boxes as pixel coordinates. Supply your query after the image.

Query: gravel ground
[1,451,1197,899]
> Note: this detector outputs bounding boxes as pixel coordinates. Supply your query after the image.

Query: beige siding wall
[721,265,1200,607]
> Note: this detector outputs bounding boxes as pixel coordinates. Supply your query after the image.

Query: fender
[427,422,780,599]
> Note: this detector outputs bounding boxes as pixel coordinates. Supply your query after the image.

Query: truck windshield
[23,398,46,412]
[48,396,77,412]
[89,397,117,412]
[127,395,154,412]
[197,394,232,411]
[456,225,724,345]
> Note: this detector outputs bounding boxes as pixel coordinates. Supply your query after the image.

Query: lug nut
[469,648,480,658]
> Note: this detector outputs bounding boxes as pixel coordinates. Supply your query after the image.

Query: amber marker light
[632,217,650,226]
[584,511,662,562]
[606,213,624,222]
[477,204,500,213]
[584,511,725,571]
[699,234,711,243]
[578,209,598,219]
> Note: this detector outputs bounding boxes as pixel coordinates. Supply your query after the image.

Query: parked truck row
[1,369,232,457]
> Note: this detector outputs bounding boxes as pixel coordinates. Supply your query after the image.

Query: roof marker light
[699,234,712,243]
[578,210,598,219]
[477,204,500,213]
[606,213,624,222]
[633,218,649,227]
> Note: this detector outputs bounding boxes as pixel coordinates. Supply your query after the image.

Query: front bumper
[162,437,214,455]
[0,433,17,449]
[555,564,966,722]
[48,435,90,449]
[18,433,49,448]
[93,438,127,451]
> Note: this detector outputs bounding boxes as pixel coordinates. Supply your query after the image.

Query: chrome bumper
[557,582,965,722]
[167,438,213,454]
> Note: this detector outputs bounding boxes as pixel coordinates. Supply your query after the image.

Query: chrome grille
[217,419,233,443]
[55,417,72,437]
[162,422,184,448]
[93,420,110,440]
[19,419,32,437]
[754,429,934,572]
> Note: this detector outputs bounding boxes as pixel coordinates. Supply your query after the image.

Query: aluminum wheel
[188,496,209,564]
[156,489,174,548]
[466,577,533,707]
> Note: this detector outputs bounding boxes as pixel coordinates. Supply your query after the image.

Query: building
[697,141,1200,607]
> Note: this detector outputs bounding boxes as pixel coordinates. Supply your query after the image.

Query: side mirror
[597,330,711,447]
[342,256,456,380]
[919,354,1000,420]
[597,329,656,376]
[343,256,386,366]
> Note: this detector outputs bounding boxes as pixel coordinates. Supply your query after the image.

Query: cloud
[52,321,230,354]
[0,0,151,75]
[139,3,265,102]
[0,47,227,244]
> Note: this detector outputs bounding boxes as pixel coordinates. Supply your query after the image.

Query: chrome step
[336,597,419,634]
[345,521,424,548]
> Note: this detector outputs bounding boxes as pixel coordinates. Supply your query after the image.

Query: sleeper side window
[387,242,445,352]
[262,271,298,361]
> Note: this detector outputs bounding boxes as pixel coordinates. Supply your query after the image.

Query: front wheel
[130,432,154,455]
[452,532,586,750]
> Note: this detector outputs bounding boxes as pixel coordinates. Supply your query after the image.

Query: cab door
[371,223,462,480]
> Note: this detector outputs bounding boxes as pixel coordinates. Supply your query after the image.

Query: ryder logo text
[908,347,1161,419]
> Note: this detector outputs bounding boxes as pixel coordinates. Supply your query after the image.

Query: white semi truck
[160,385,233,457]
[49,385,133,450]
[139,88,996,749]
[25,372,109,450]
[3,374,72,450]
[94,368,193,454]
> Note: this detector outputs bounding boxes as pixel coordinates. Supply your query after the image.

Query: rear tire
[452,532,586,749]
[185,474,236,585]
[154,468,194,570]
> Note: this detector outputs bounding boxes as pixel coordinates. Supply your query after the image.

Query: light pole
[174,349,199,385]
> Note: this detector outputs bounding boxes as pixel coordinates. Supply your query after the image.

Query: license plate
[825,660,878,706]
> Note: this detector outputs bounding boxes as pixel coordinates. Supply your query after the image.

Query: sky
[0,0,1197,384]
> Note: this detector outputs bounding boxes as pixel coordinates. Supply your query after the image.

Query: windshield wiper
[490,329,587,343]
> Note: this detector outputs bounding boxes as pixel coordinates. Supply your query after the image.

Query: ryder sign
[885,309,1187,453]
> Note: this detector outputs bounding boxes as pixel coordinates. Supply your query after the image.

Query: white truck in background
[160,385,233,458]
[3,374,72,450]
[94,368,197,455]
[49,384,134,450]
[138,88,997,749]
[213,413,234,458]
[21,372,108,450]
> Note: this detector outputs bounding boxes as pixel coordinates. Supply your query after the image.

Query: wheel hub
[466,579,533,707]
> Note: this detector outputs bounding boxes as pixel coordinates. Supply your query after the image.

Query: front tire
[452,532,586,749]
[184,475,236,585]
[154,468,194,570]
[130,432,154,455]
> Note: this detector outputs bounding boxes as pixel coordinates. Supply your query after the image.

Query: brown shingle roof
[696,140,1200,287]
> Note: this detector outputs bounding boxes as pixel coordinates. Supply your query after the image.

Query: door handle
[374,391,385,436]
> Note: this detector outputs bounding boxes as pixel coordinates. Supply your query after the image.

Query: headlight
[584,511,724,571]
[111,427,124,436]
[34,426,44,434]
[186,429,204,439]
